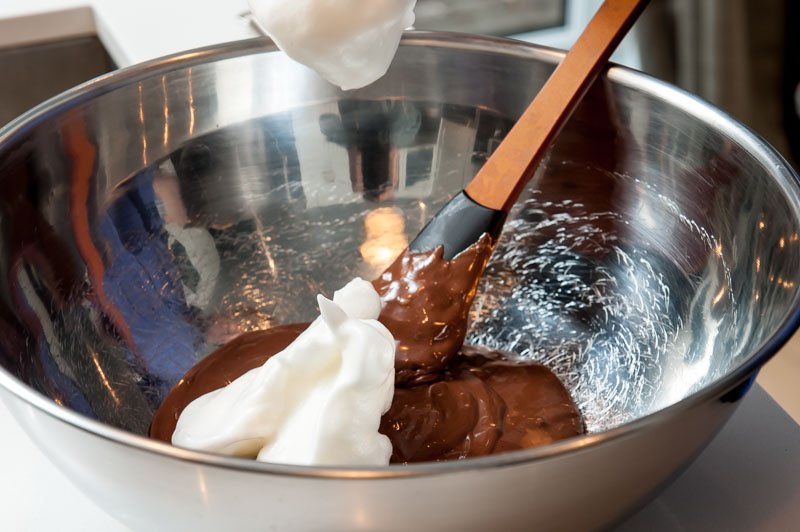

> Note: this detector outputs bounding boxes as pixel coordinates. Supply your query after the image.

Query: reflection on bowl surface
[3,96,784,434]
[1,34,799,531]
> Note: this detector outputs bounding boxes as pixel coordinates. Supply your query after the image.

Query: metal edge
[1,31,800,480]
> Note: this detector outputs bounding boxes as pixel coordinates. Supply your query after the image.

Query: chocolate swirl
[373,234,494,386]
[151,333,584,463]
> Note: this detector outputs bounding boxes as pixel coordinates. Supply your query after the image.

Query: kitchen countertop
[1,0,799,529]
[0,0,257,68]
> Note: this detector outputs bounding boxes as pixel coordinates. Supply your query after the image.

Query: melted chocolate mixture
[381,345,583,462]
[150,239,585,462]
[373,235,494,386]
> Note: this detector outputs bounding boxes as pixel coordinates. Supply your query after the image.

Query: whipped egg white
[248,0,417,90]
[172,278,395,466]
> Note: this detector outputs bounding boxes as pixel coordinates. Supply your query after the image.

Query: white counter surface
[0,0,258,67]
[1,0,799,529]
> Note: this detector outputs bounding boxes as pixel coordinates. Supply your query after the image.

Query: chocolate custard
[382,345,583,462]
[150,328,584,462]
[151,238,585,462]
[373,234,494,386]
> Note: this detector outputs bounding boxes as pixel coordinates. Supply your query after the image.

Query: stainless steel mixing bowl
[1,33,799,531]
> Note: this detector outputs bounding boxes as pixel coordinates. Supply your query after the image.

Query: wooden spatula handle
[465,0,649,213]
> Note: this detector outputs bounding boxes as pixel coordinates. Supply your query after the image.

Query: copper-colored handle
[465,0,649,212]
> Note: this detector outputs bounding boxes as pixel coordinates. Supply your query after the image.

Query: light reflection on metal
[712,287,726,306]
[137,82,147,165]
[161,75,170,146]
[188,68,196,135]
[195,469,210,505]
[360,207,408,271]
[250,207,278,279]
[352,504,370,529]
[90,352,120,406]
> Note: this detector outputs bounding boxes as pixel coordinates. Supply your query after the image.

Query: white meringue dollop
[248,0,417,90]
[172,278,396,466]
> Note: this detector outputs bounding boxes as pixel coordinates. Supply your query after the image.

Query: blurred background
[0,0,797,167]
[414,0,797,167]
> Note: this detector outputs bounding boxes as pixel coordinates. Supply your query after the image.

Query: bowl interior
[1,35,800,440]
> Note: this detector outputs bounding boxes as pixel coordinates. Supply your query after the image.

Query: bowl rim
[2,30,800,480]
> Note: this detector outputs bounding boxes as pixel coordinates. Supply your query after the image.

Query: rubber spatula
[407,0,650,259]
